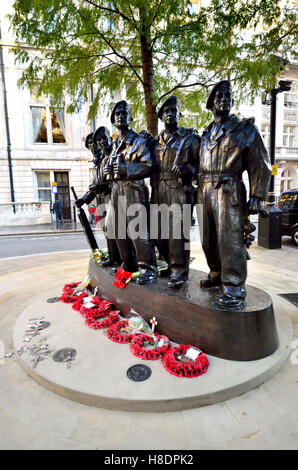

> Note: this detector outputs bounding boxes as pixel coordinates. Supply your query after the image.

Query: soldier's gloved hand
[172,164,183,177]
[103,162,113,177]
[75,198,85,208]
[90,183,108,194]
[247,197,262,214]
[113,162,127,178]
[88,184,97,192]
[139,130,154,146]
[172,164,193,178]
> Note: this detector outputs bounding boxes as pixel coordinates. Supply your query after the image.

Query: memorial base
[89,261,279,361]
[13,286,291,412]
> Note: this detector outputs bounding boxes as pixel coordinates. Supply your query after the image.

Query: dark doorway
[54,171,71,220]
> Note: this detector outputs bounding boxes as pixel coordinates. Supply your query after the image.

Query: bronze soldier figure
[103,100,157,284]
[75,130,121,267]
[92,126,121,267]
[75,132,104,208]
[197,80,272,306]
[151,95,200,289]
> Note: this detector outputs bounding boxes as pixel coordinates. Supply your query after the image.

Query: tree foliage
[9,0,298,135]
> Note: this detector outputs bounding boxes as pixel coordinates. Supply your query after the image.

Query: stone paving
[0,243,297,450]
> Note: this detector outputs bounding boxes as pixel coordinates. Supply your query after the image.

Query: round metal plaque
[40,321,51,330]
[47,297,60,303]
[53,348,77,363]
[127,364,152,382]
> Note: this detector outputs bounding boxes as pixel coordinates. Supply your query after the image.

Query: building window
[283,126,295,147]
[36,172,51,201]
[51,108,66,144]
[261,124,270,148]
[280,168,296,193]
[30,87,66,144]
[284,83,296,107]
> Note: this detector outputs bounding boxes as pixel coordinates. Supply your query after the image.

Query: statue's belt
[114,180,145,187]
[159,172,178,181]
[198,174,242,190]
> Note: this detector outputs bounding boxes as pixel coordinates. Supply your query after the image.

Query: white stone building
[0,2,102,226]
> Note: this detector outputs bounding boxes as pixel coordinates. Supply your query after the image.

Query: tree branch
[149,0,164,28]
[71,1,145,85]
[83,0,134,25]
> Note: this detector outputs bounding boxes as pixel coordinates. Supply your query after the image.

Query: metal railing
[276,147,298,157]
[0,201,51,215]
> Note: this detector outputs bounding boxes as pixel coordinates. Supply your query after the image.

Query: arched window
[280,168,296,193]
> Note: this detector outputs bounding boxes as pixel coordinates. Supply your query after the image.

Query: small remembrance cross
[150,317,158,333]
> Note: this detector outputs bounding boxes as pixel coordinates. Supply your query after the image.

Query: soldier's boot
[137,266,158,285]
[102,258,121,268]
[218,284,246,307]
[168,271,188,290]
[200,271,221,288]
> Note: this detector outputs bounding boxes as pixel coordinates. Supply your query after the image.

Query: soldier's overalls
[198,115,271,297]
[109,129,157,273]
[151,127,200,276]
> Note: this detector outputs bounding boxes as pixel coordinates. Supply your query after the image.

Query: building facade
[0,3,101,225]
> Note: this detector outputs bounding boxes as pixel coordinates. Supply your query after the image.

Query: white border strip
[0,249,90,261]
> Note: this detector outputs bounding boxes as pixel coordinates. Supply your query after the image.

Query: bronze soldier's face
[162,104,180,126]
[114,106,130,128]
[88,141,96,154]
[97,134,110,152]
[213,86,232,115]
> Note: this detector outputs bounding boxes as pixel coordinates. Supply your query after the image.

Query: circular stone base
[13,288,292,412]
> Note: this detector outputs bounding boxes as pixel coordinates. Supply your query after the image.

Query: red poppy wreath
[162,344,209,378]
[60,282,84,303]
[130,333,171,361]
[107,320,135,343]
[79,297,112,319]
[84,311,120,330]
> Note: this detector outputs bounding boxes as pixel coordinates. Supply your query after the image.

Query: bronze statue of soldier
[197,80,272,306]
[151,95,200,289]
[75,130,121,267]
[75,132,104,208]
[103,100,157,284]
[92,126,122,267]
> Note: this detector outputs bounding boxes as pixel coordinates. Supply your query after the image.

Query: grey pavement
[0,241,297,450]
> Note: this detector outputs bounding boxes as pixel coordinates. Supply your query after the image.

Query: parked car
[277,189,298,246]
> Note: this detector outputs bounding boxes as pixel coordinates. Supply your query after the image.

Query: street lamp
[258,79,292,249]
